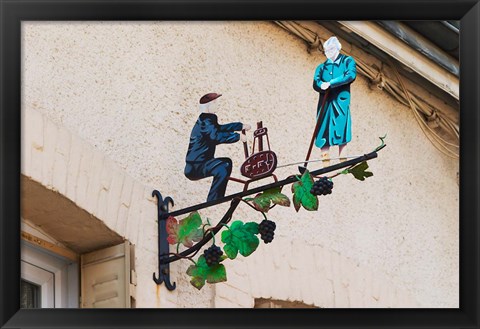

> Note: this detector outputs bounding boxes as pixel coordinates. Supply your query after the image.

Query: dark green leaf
[186,255,227,290]
[221,220,260,259]
[205,264,227,284]
[166,212,204,247]
[221,229,232,243]
[249,187,291,213]
[291,170,318,212]
[237,233,260,257]
[243,222,259,235]
[223,244,238,259]
[346,161,373,181]
[230,221,243,231]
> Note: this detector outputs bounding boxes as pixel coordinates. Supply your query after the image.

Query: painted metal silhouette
[227,121,279,192]
[184,93,250,202]
[313,36,357,165]
[239,122,277,180]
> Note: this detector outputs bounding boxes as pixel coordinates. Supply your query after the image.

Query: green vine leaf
[344,161,373,181]
[291,170,318,212]
[186,255,227,290]
[248,187,290,213]
[166,212,203,247]
[221,221,260,259]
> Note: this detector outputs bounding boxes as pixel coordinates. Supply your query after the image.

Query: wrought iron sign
[152,123,386,291]
[152,36,387,291]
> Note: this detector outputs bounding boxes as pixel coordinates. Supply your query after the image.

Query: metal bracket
[152,190,176,290]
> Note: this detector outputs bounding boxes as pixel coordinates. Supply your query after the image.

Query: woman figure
[313,36,357,166]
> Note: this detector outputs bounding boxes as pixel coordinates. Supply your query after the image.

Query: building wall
[22,21,458,307]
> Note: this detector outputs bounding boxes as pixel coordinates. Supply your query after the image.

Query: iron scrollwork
[152,190,176,291]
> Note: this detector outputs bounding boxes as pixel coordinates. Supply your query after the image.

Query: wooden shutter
[81,241,135,308]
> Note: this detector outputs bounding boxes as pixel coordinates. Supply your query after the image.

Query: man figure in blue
[184,93,251,202]
[313,36,357,166]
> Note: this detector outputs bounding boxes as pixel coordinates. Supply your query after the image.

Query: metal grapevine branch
[153,138,387,290]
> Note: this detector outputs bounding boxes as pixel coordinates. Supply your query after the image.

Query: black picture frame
[1,0,478,328]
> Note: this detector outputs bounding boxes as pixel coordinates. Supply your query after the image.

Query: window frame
[21,241,79,308]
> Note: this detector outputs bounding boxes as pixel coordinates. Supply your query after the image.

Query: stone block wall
[21,21,459,308]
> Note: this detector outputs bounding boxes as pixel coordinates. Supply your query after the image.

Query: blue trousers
[184,157,232,202]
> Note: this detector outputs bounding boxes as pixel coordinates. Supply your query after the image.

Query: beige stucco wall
[22,21,458,308]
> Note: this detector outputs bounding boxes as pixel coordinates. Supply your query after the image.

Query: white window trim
[21,261,55,308]
[21,241,79,308]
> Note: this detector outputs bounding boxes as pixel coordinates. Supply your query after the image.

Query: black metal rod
[167,145,385,219]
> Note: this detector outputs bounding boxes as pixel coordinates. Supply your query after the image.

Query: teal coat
[313,53,356,148]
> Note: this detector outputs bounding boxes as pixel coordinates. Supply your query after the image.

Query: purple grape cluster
[310,177,334,196]
[204,244,223,266]
[259,219,276,244]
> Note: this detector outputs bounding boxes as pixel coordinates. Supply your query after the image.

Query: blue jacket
[185,113,243,163]
[313,53,357,148]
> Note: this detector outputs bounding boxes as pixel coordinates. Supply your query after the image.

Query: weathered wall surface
[22,21,458,307]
